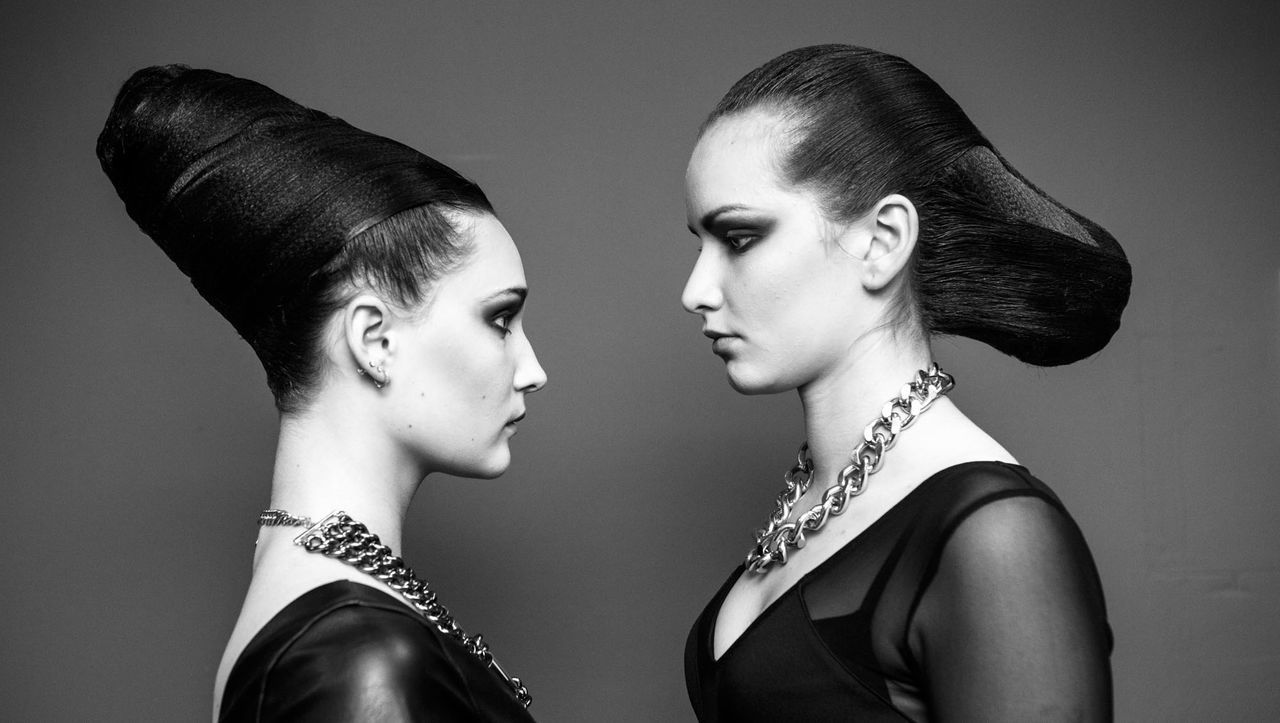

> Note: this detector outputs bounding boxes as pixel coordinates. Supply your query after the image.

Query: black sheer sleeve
[909,493,1113,721]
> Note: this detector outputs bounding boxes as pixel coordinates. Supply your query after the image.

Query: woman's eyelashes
[723,231,760,253]
[487,304,522,337]
[481,289,527,338]
[688,216,770,254]
[707,216,771,254]
[491,307,524,337]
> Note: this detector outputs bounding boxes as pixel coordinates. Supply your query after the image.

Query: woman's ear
[860,193,918,292]
[343,294,393,388]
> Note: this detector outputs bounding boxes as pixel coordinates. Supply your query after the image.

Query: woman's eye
[491,314,513,336]
[725,233,759,252]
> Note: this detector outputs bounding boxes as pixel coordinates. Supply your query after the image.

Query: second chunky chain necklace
[259,510,532,708]
[745,364,955,573]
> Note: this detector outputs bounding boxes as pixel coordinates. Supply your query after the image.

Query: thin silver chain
[745,364,955,573]
[258,510,532,708]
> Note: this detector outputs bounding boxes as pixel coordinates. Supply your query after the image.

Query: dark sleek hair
[97,65,493,412]
[704,45,1131,366]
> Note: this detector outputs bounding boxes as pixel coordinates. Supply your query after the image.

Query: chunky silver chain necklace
[259,510,532,708]
[745,364,955,573]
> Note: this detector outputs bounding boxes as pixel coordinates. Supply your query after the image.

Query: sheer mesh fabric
[685,462,1112,722]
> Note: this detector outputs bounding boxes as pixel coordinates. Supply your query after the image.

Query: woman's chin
[472,457,511,480]
[725,365,788,396]
[441,446,511,480]
[479,445,513,478]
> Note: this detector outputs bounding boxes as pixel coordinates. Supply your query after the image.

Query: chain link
[257,509,314,527]
[745,364,955,573]
[263,510,532,708]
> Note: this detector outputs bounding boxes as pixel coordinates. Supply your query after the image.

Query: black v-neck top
[685,462,1113,721]
[220,580,535,722]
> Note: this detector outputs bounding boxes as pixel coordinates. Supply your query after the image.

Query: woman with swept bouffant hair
[98,65,545,721]
[681,45,1128,721]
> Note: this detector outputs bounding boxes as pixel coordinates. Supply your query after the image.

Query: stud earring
[370,361,388,389]
[357,361,388,389]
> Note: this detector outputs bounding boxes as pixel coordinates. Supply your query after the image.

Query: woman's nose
[681,246,724,314]
[515,331,547,393]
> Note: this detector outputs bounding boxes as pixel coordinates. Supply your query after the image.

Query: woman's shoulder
[273,580,463,671]
[908,462,1106,615]
[220,581,527,722]
[917,460,1067,518]
[893,461,1085,578]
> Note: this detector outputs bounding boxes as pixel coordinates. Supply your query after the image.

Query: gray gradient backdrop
[3,1,1278,720]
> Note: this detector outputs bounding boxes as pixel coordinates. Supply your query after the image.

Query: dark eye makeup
[490,312,514,335]
[712,216,772,254]
[481,287,527,337]
[724,230,761,252]
[688,206,774,254]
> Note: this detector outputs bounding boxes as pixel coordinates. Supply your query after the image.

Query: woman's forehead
[693,111,791,165]
[446,213,527,296]
[686,112,807,222]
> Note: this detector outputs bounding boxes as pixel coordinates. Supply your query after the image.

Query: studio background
[3,1,1277,720]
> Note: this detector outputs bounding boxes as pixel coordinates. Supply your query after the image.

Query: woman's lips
[704,331,737,356]
[715,339,739,356]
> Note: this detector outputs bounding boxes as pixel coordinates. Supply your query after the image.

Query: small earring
[358,361,388,388]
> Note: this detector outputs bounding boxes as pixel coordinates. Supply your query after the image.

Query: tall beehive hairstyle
[96,65,492,410]
[706,45,1131,366]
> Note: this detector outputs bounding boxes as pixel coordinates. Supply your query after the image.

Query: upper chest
[710,493,903,660]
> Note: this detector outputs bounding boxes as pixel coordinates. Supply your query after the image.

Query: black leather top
[220,580,535,722]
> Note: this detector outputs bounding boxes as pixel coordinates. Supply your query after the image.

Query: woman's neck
[797,329,935,486]
[256,399,423,559]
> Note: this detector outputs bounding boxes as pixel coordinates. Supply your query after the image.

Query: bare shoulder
[895,398,1017,481]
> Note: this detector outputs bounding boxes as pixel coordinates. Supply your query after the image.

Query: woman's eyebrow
[482,287,527,303]
[689,204,751,234]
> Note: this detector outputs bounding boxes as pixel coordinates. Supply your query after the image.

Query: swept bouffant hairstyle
[97,65,493,412]
[705,45,1131,365]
